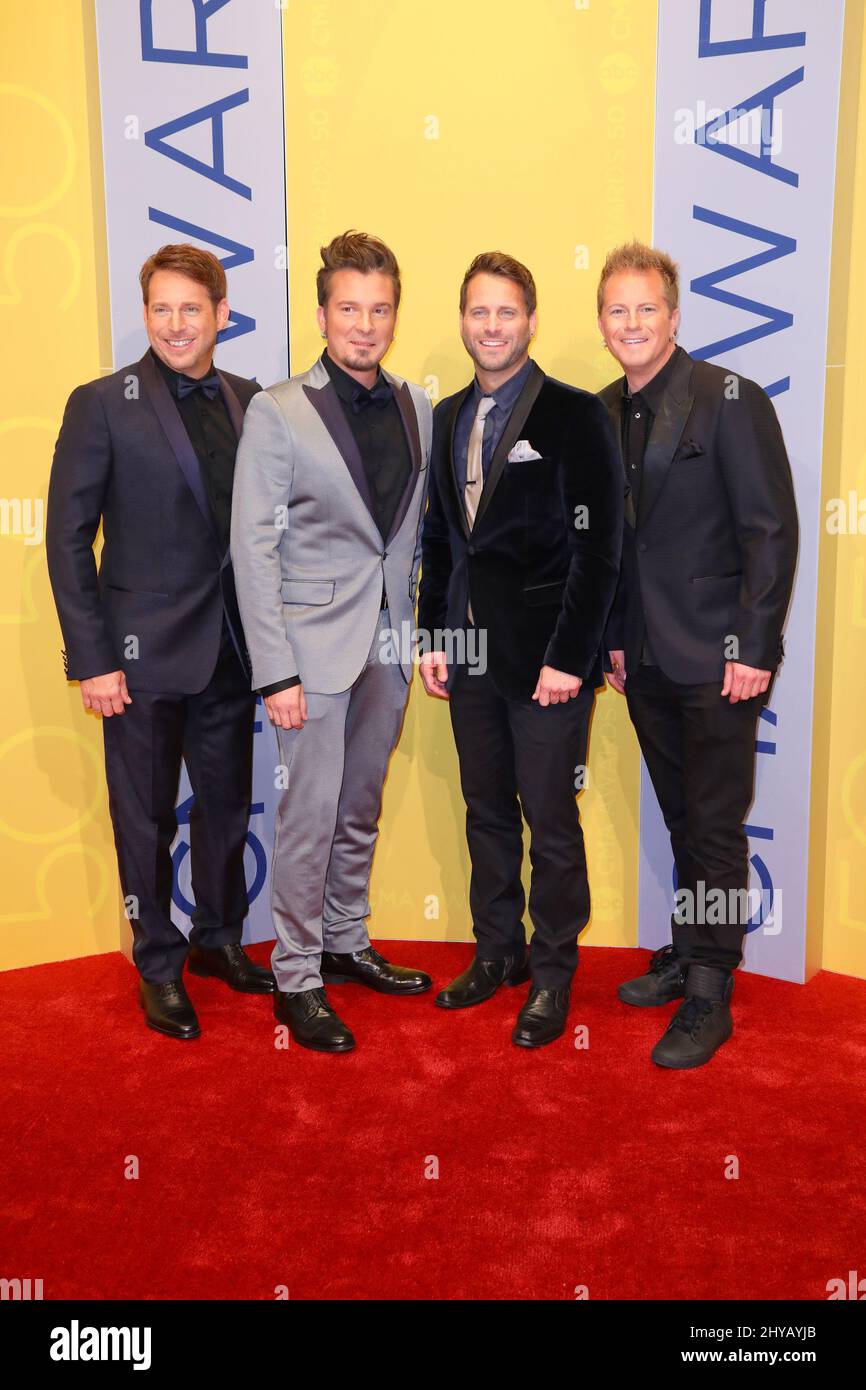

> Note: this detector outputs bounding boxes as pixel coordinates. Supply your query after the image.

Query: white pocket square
[507,439,543,462]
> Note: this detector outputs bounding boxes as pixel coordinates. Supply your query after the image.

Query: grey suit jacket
[231,355,432,694]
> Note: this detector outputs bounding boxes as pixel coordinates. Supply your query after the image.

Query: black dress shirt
[620,343,683,509]
[453,356,533,492]
[619,344,683,664]
[322,348,411,541]
[151,348,236,554]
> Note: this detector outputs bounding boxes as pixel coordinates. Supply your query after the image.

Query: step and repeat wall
[1,0,863,982]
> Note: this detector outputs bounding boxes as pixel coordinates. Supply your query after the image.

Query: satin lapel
[217,372,244,440]
[602,384,636,530]
[473,361,545,529]
[637,352,694,527]
[217,373,246,568]
[139,352,219,547]
[302,379,376,522]
[385,378,423,545]
[447,385,473,539]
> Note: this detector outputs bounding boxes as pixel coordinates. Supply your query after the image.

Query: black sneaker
[651,965,734,1069]
[617,944,686,1007]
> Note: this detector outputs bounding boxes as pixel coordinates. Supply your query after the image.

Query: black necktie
[351,378,393,414]
[176,371,220,401]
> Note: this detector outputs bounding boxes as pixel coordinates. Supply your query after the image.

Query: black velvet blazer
[418,362,624,700]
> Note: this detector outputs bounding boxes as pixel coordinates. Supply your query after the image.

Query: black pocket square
[676,438,705,460]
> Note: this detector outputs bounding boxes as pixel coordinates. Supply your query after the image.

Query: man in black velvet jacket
[46,244,274,1041]
[598,241,798,1069]
[418,252,623,1048]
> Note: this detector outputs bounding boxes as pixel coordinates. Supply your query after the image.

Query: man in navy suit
[47,244,274,1040]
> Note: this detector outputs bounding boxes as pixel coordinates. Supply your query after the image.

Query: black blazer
[599,347,799,687]
[418,362,623,700]
[46,350,261,694]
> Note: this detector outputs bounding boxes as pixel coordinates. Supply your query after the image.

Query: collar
[472,355,534,413]
[621,343,684,410]
[322,347,385,404]
[151,346,217,400]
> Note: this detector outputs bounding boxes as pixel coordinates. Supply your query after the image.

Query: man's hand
[264,684,308,729]
[607,650,626,695]
[419,651,449,699]
[532,665,582,706]
[80,670,132,718]
[721,660,771,704]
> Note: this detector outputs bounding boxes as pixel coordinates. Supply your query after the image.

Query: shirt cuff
[258,675,301,696]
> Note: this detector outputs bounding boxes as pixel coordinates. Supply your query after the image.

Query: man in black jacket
[418,252,623,1048]
[598,240,798,1069]
[46,244,274,1040]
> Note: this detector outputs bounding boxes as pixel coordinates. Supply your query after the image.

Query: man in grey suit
[231,231,433,1053]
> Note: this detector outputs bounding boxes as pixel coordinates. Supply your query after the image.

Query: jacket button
[637,542,647,553]
[467,545,476,555]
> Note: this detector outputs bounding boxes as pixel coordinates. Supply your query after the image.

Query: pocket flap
[524,580,565,606]
[280,579,335,605]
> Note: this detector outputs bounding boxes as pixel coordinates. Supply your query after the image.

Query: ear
[215,297,230,332]
[529,310,538,338]
[316,304,327,339]
[671,305,681,339]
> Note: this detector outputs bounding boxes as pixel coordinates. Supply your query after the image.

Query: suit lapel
[637,351,694,526]
[139,351,219,548]
[447,385,473,539]
[601,384,636,530]
[217,371,244,439]
[302,375,376,523]
[473,360,545,529]
[384,376,423,545]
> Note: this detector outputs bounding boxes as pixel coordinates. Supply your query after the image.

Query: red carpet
[1,941,863,1301]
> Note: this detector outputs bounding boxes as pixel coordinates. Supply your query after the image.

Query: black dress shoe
[320,946,431,995]
[139,979,200,1040]
[618,944,687,1007]
[435,950,530,1010]
[512,986,571,1048]
[187,943,276,994]
[274,987,355,1053]
[651,965,734,1069]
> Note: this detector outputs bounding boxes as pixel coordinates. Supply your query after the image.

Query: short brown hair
[139,244,227,307]
[460,251,537,316]
[597,240,679,314]
[317,230,401,310]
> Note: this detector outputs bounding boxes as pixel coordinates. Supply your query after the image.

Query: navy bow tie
[351,378,393,414]
[176,371,220,401]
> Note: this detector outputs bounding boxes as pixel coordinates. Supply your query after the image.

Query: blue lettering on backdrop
[689,208,795,362]
[698,0,805,58]
[696,68,803,185]
[140,0,248,68]
[145,91,252,199]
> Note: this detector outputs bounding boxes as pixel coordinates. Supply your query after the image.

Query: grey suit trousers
[270,608,410,993]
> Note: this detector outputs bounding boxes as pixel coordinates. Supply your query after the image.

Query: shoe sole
[617,986,686,1007]
[320,973,431,995]
[435,967,531,1010]
[652,1025,734,1069]
[512,1025,566,1049]
[281,1032,356,1053]
[186,963,275,994]
[142,1014,201,1041]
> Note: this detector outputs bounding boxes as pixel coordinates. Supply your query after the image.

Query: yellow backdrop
[0,1,862,980]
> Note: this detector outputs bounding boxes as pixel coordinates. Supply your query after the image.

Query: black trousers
[626,664,764,973]
[102,624,255,983]
[449,664,594,989]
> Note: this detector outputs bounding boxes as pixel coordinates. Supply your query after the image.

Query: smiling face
[598,269,680,391]
[316,269,397,385]
[144,269,228,379]
[460,272,536,387]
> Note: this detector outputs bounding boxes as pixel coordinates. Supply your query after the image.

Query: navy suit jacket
[46,350,261,694]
